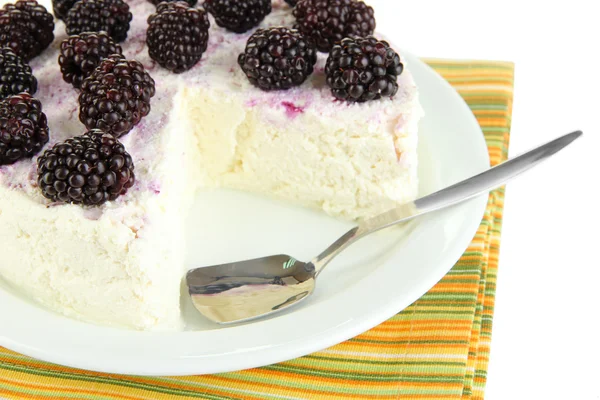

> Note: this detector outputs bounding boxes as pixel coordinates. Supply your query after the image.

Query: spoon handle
[312,130,583,274]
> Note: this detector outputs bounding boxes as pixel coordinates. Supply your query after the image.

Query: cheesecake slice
[0,0,422,330]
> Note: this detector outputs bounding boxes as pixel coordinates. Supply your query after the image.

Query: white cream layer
[0,0,422,330]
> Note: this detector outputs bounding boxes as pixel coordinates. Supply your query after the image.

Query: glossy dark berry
[0,0,55,61]
[238,27,317,91]
[325,36,402,102]
[0,27,35,64]
[0,48,38,99]
[66,0,132,43]
[147,2,210,73]
[294,0,375,52]
[52,0,79,20]
[37,129,135,205]
[284,0,297,5]
[59,32,123,89]
[204,0,271,34]
[0,93,49,165]
[147,0,197,6]
[79,54,156,137]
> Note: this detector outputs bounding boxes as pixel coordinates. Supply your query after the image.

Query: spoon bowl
[187,256,317,324]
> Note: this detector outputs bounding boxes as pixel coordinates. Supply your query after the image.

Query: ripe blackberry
[37,129,135,205]
[0,0,55,61]
[204,0,271,34]
[79,54,156,137]
[147,0,197,6]
[325,36,402,102]
[238,27,317,91]
[0,47,38,99]
[284,0,297,6]
[293,0,375,52]
[9,0,54,49]
[0,27,35,63]
[147,2,210,73]
[0,93,49,165]
[66,0,132,43]
[52,0,79,20]
[59,32,123,89]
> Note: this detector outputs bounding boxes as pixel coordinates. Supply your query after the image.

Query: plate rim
[0,51,490,376]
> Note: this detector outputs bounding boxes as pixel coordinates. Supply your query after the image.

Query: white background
[371,0,599,399]
[0,0,596,398]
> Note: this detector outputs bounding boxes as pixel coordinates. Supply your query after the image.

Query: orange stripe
[397,394,466,399]
[226,370,402,390]
[0,376,144,400]
[357,335,472,342]
[203,376,395,398]
[0,359,259,400]
[340,342,471,349]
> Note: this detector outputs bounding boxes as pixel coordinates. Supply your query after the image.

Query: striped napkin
[0,59,514,400]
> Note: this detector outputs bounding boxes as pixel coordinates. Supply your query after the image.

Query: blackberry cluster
[147,2,210,73]
[325,36,403,103]
[238,27,317,91]
[66,0,132,43]
[37,129,135,205]
[0,0,55,61]
[147,0,197,6]
[59,31,123,89]
[293,0,375,52]
[204,0,271,34]
[0,47,38,99]
[0,93,49,165]
[52,0,79,20]
[79,54,156,137]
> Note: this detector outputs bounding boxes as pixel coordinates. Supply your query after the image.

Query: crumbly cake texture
[0,0,423,330]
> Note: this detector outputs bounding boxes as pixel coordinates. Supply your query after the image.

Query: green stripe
[0,382,118,400]
[222,370,401,396]
[265,364,466,384]
[469,104,510,110]
[305,355,467,367]
[0,363,236,400]
[285,358,465,378]
[351,339,470,345]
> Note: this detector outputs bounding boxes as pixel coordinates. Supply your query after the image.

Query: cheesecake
[0,0,423,330]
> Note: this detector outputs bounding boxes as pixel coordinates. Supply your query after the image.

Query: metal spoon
[186,130,582,325]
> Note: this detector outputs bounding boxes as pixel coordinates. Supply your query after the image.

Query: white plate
[0,52,490,376]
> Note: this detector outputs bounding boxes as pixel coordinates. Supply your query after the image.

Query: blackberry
[293,0,375,52]
[0,93,49,165]
[52,0,79,20]
[284,0,297,6]
[37,129,135,205]
[59,31,123,89]
[204,0,271,34]
[79,54,156,137]
[0,47,38,99]
[0,26,36,62]
[147,2,210,73]
[238,27,317,91]
[0,0,55,61]
[66,0,132,43]
[147,0,197,6]
[325,36,402,103]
